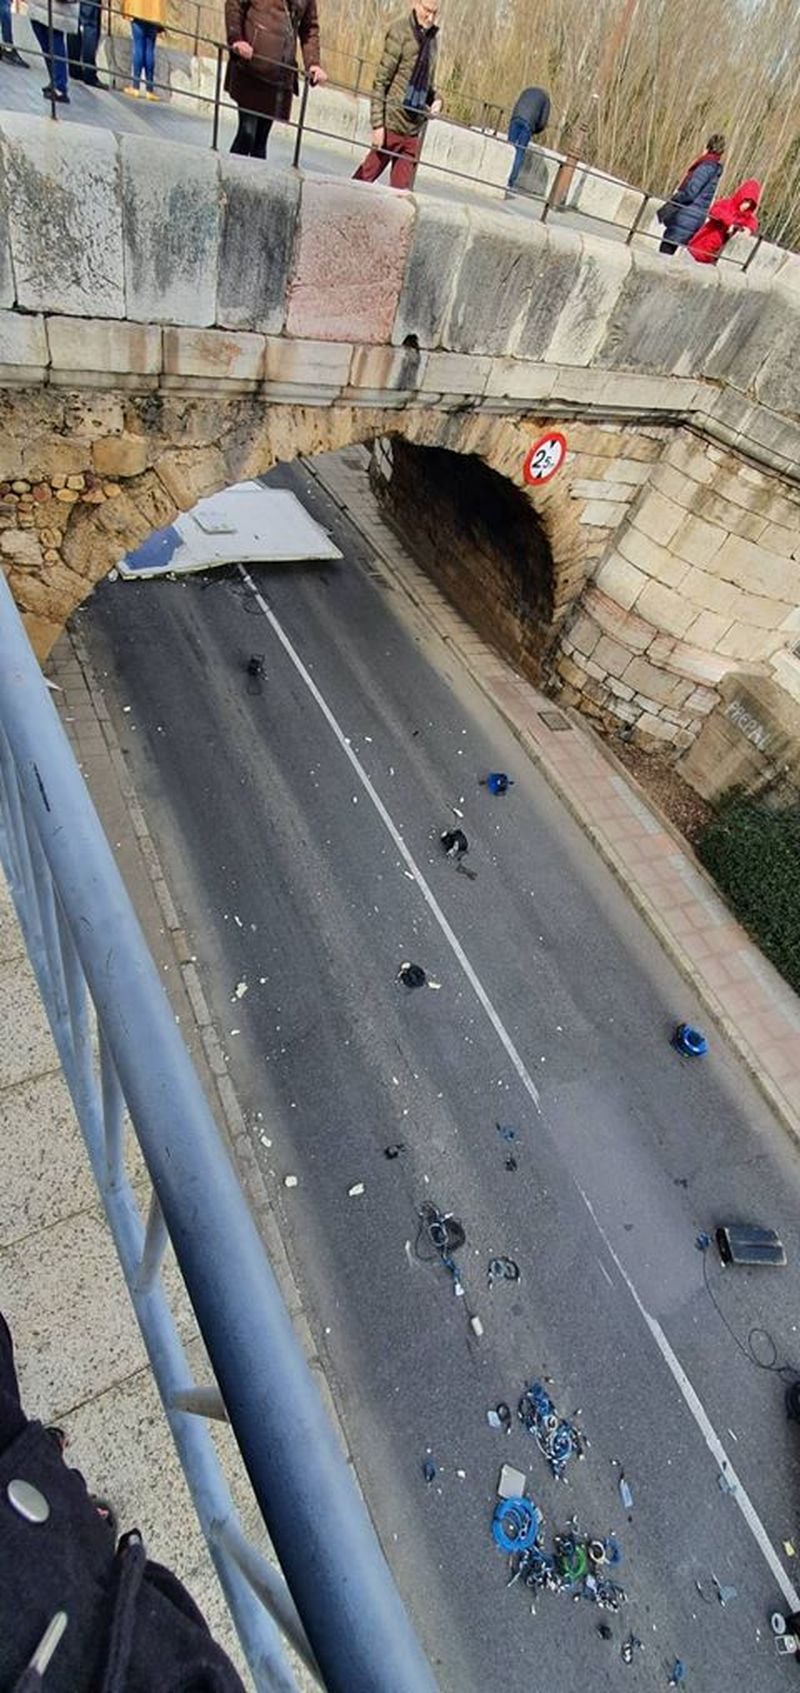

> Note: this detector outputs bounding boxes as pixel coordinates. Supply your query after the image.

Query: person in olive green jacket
[353,2,442,190]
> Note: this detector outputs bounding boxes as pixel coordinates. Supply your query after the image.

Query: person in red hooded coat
[687,178,761,263]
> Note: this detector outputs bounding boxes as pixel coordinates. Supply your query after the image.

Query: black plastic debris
[487,1402,513,1434]
[384,1143,404,1160]
[597,1624,613,1641]
[423,1458,437,1485]
[246,654,265,678]
[488,1256,521,1289]
[519,1381,585,1479]
[716,1223,786,1267]
[786,1380,800,1421]
[417,1201,467,1298]
[497,1123,517,1142]
[441,828,468,860]
[505,1154,518,1173]
[398,962,427,990]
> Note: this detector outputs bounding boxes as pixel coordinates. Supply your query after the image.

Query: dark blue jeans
[0,0,13,48]
[68,0,101,76]
[507,116,532,189]
[131,18,157,90]
[31,18,69,93]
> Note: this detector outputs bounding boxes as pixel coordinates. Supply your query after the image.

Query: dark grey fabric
[509,85,550,135]
[657,156,723,246]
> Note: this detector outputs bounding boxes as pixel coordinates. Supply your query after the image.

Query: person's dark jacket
[509,86,550,135]
[0,1315,245,1692]
[224,0,320,121]
[657,150,724,246]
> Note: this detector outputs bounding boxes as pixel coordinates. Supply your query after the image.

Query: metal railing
[0,568,437,1693]
[24,0,771,271]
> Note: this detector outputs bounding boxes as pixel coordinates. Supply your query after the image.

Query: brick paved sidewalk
[310,446,800,1146]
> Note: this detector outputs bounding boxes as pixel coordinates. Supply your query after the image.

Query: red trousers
[353,131,421,191]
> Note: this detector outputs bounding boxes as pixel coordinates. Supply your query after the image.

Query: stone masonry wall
[556,428,800,748]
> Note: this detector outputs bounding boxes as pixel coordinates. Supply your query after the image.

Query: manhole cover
[538,710,572,732]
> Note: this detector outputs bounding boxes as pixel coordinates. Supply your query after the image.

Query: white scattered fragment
[43,678,63,693]
[365,736,372,743]
[232,981,248,1000]
[283,1175,298,1189]
[348,1182,365,1198]
[451,806,464,819]
[456,1469,466,1480]
[229,1029,240,1036]
[233,915,243,928]
[352,795,358,804]
[403,870,415,880]
[428,980,442,991]
[470,1316,484,1338]
[259,977,267,984]
[122,705,131,713]
[404,1240,414,1267]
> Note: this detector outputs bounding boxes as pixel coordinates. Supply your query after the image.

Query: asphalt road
[77,461,800,1692]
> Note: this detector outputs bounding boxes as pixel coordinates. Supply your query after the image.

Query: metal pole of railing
[292,74,310,170]
[355,54,362,92]
[211,43,223,151]
[625,190,651,245]
[743,233,763,273]
[0,573,437,1693]
[46,0,57,119]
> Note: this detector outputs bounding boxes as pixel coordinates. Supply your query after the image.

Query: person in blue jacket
[656,134,726,254]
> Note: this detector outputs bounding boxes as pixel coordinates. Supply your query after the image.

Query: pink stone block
[286,179,415,344]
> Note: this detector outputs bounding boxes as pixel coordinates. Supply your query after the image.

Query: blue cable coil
[492,1497,542,1554]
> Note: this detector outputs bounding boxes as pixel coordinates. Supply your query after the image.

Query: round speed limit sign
[523,431,568,487]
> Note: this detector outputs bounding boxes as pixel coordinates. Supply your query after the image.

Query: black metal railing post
[211,43,223,151]
[46,0,57,119]
[625,191,651,245]
[293,74,310,170]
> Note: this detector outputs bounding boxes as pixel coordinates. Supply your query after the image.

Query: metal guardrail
[28,0,769,270]
[0,568,437,1693]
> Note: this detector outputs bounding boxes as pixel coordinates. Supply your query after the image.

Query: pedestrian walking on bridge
[656,134,726,254]
[353,2,442,191]
[121,0,167,100]
[506,84,550,192]
[28,0,76,102]
[225,0,328,161]
[687,177,760,264]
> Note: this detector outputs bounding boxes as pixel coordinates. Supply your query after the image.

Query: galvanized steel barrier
[0,567,437,1693]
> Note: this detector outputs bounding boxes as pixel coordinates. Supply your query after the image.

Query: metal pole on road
[0,572,438,1693]
[211,44,223,151]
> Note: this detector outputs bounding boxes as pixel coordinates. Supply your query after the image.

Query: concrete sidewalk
[310,446,800,1147]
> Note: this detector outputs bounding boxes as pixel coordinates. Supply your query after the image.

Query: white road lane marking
[580,1186,800,1610]
[240,567,541,1113]
[241,566,798,1610]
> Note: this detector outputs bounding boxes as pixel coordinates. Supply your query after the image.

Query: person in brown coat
[224,0,327,160]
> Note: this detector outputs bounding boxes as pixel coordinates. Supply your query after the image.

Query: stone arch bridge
[1,113,799,751]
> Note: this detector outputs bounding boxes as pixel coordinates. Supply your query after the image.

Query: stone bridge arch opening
[368,438,556,683]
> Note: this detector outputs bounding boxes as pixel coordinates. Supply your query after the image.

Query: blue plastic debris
[696,1232,712,1252]
[671,1023,708,1057]
[519,1381,585,1480]
[669,1661,687,1686]
[492,1496,542,1554]
[483,772,514,796]
[423,1458,437,1485]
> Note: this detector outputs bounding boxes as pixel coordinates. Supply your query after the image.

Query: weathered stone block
[121,136,221,326]
[543,234,630,366]
[568,613,601,657]
[634,577,696,639]
[0,310,47,368]
[265,337,352,389]
[580,499,629,527]
[287,179,414,344]
[445,206,538,355]
[715,622,780,661]
[392,198,470,349]
[623,654,685,706]
[420,351,490,395]
[593,245,722,376]
[593,632,634,676]
[760,521,797,559]
[711,534,796,599]
[48,315,160,378]
[0,529,43,566]
[616,524,688,589]
[217,161,299,334]
[516,227,584,361]
[683,567,741,616]
[583,585,654,651]
[92,436,150,478]
[735,589,793,630]
[25,438,92,480]
[635,711,676,743]
[163,327,265,381]
[685,609,734,649]
[483,359,555,402]
[631,489,683,546]
[594,553,647,611]
[0,117,123,317]
[349,344,427,392]
[154,444,228,510]
[670,512,726,569]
